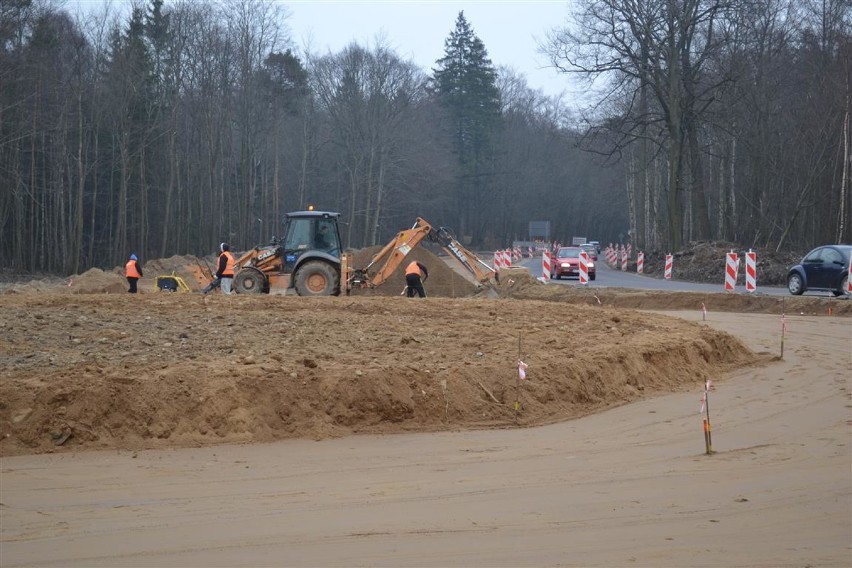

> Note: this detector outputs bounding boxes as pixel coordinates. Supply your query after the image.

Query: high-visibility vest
[405,261,421,277]
[125,260,141,279]
[220,251,235,276]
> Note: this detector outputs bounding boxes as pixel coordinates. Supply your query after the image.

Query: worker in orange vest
[202,243,236,294]
[404,260,428,298]
[125,253,142,293]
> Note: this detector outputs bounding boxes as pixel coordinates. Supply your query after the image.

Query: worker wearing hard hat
[125,253,143,293]
[404,260,428,298]
[202,243,236,294]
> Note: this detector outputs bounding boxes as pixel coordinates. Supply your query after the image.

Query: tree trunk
[160,109,178,259]
[686,120,712,239]
[370,145,386,246]
[666,136,683,252]
[836,91,850,243]
[73,89,85,275]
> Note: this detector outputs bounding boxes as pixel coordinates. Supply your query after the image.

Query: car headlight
[587,262,595,268]
[561,262,571,268]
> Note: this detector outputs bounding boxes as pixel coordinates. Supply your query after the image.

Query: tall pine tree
[432,11,500,244]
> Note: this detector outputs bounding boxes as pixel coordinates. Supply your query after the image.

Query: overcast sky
[287,0,574,98]
[65,0,576,99]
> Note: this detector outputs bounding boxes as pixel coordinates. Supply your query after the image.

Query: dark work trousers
[201,277,222,294]
[127,277,139,293]
[406,274,426,298]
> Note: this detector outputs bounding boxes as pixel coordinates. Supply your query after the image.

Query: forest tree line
[0,0,848,275]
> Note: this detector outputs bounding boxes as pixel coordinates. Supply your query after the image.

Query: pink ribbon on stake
[517,360,528,381]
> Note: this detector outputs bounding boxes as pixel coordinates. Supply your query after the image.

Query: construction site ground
[1,246,850,565]
[0,242,849,456]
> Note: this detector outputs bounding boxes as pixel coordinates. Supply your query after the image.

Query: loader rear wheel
[234,268,266,294]
[294,261,338,296]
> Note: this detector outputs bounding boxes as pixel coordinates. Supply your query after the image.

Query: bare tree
[545,0,733,251]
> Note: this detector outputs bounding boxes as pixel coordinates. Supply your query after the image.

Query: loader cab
[282,211,342,258]
[232,210,343,296]
[275,211,343,295]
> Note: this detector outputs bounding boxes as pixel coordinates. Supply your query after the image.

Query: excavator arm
[429,225,498,287]
[347,218,434,290]
[345,217,497,293]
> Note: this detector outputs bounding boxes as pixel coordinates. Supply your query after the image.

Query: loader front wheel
[234,268,266,294]
[294,261,338,296]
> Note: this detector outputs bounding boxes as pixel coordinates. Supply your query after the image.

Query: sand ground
[2,310,850,567]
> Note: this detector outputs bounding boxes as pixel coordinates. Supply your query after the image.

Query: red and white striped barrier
[513,247,521,261]
[664,254,673,279]
[541,250,551,281]
[621,249,628,271]
[637,251,644,274]
[607,247,617,266]
[745,250,756,293]
[528,246,534,258]
[848,258,852,294]
[579,250,589,285]
[495,250,511,270]
[725,251,738,291]
[627,243,633,258]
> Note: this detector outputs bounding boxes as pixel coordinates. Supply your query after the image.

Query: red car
[551,247,596,280]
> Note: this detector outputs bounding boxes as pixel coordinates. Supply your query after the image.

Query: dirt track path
[2,312,850,567]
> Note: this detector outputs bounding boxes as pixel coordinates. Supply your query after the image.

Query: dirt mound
[143,254,215,291]
[0,293,762,456]
[628,241,803,285]
[349,245,479,297]
[3,247,479,297]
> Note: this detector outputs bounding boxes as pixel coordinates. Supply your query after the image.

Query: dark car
[579,243,598,262]
[787,244,851,296]
[551,247,596,280]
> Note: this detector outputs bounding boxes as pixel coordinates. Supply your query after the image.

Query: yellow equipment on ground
[154,272,192,293]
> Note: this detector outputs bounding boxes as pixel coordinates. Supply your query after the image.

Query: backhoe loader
[224,210,496,296]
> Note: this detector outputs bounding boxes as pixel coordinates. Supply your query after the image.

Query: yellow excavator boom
[344,217,497,294]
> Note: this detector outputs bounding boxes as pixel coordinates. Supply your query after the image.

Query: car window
[803,249,823,263]
[557,248,579,258]
[822,248,842,264]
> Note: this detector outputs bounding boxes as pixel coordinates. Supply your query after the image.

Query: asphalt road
[516,257,836,298]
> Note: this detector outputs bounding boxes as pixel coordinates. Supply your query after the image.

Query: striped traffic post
[745,250,757,293]
[621,248,628,271]
[579,250,589,285]
[725,251,738,291]
[664,254,673,279]
[637,251,644,274]
[542,250,551,281]
[848,257,852,294]
[607,247,617,266]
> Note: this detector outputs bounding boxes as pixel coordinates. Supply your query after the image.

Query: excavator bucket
[177,259,217,291]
